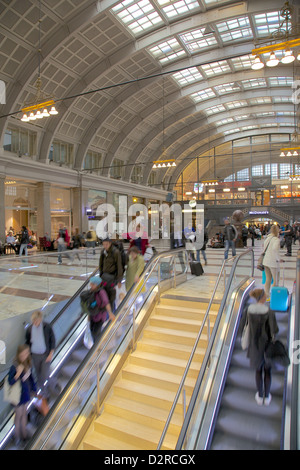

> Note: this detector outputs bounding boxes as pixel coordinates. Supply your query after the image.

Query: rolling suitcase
[190,261,204,276]
[270,264,289,312]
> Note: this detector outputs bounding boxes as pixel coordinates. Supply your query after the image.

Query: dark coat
[25,322,56,356]
[246,303,279,369]
[99,245,123,284]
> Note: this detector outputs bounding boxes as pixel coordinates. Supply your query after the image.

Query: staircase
[80,296,219,450]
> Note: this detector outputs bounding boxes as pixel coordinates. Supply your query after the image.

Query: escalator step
[220,385,283,420]
[213,407,281,449]
[226,366,285,396]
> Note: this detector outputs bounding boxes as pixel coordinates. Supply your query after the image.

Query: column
[36,182,51,239]
[0,174,5,242]
[71,186,89,234]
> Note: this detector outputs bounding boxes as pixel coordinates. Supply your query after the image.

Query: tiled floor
[0,240,297,321]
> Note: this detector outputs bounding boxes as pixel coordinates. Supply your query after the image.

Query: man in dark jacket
[283,220,293,257]
[99,238,123,309]
[25,310,55,398]
[19,225,30,258]
[223,218,238,260]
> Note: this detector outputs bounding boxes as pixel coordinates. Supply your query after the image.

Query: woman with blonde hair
[8,344,37,444]
[262,224,282,300]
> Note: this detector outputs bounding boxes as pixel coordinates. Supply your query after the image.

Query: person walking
[86,226,97,255]
[19,226,30,258]
[8,344,37,445]
[194,223,208,266]
[125,246,145,292]
[71,228,83,264]
[262,224,283,300]
[241,225,249,248]
[245,288,279,406]
[223,218,238,260]
[56,223,73,265]
[25,310,55,399]
[282,220,293,257]
[83,276,115,342]
[99,238,123,309]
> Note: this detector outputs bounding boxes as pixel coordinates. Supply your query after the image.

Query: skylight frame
[172,67,203,86]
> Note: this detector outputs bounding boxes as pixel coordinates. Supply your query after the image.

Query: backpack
[80,288,108,323]
[86,231,92,239]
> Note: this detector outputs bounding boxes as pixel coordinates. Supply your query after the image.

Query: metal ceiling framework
[0,0,299,192]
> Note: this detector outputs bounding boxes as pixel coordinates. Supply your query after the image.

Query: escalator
[175,251,299,451]
[0,248,189,450]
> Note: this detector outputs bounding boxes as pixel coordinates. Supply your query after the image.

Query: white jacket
[262,234,280,269]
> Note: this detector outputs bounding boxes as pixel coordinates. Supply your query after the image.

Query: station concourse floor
[0,239,297,322]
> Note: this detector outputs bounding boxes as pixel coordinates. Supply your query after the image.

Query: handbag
[257,237,273,271]
[3,376,21,406]
[241,318,250,350]
[83,323,94,349]
[34,396,49,416]
[265,340,290,367]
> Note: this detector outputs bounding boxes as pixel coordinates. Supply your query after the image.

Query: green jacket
[125,255,145,292]
[99,245,123,283]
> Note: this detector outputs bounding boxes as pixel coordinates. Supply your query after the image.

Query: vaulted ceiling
[0,0,299,190]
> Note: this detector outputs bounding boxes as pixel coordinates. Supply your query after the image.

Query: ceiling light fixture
[251,55,264,70]
[20,1,58,123]
[266,52,279,67]
[281,48,295,63]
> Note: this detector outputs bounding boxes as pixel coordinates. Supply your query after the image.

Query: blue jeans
[196,249,207,263]
[19,244,28,257]
[224,240,236,260]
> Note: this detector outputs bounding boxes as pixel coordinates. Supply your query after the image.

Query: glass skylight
[241,78,267,89]
[235,114,250,121]
[148,38,186,64]
[111,0,163,35]
[205,104,226,115]
[216,16,252,42]
[249,97,272,105]
[190,87,216,102]
[253,11,290,37]
[224,128,239,135]
[157,0,199,19]
[268,77,293,87]
[172,67,203,86]
[273,96,293,103]
[179,27,218,53]
[226,100,247,109]
[200,60,230,77]
[216,117,234,126]
[214,82,240,95]
[231,55,255,71]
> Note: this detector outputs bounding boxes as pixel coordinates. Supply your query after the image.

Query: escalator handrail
[174,248,254,450]
[284,249,300,449]
[25,247,189,450]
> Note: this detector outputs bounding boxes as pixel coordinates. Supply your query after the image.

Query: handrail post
[173,255,177,289]
[182,388,186,420]
[158,260,161,304]
[96,362,100,415]
[131,305,136,351]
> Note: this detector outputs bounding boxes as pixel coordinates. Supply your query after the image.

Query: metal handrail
[157,248,254,450]
[25,247,189,450]
[284,249,300,449]
[175,248,254,450]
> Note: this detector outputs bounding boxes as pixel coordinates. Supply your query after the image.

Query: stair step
[82,432,140,451]
[143,325,208,347]
[122,363,196,394]
[104,395,182,433]
[221,386,283,420]
[137,337,205,361]
[129,350,202,378]
[154,304,218,318]
[93,413,177,450]
[214,408,281,449]
[160,297,219,311]
[149,314,213,333]
[113,379,189,411]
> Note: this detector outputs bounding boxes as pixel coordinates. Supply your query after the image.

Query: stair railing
[157,248,254,450]
[23,247,189,450]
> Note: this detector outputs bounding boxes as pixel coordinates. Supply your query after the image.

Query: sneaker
[255,392,264,406]
[67,261,73,265]
[264,394,272,406]
[57,261,62,265]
